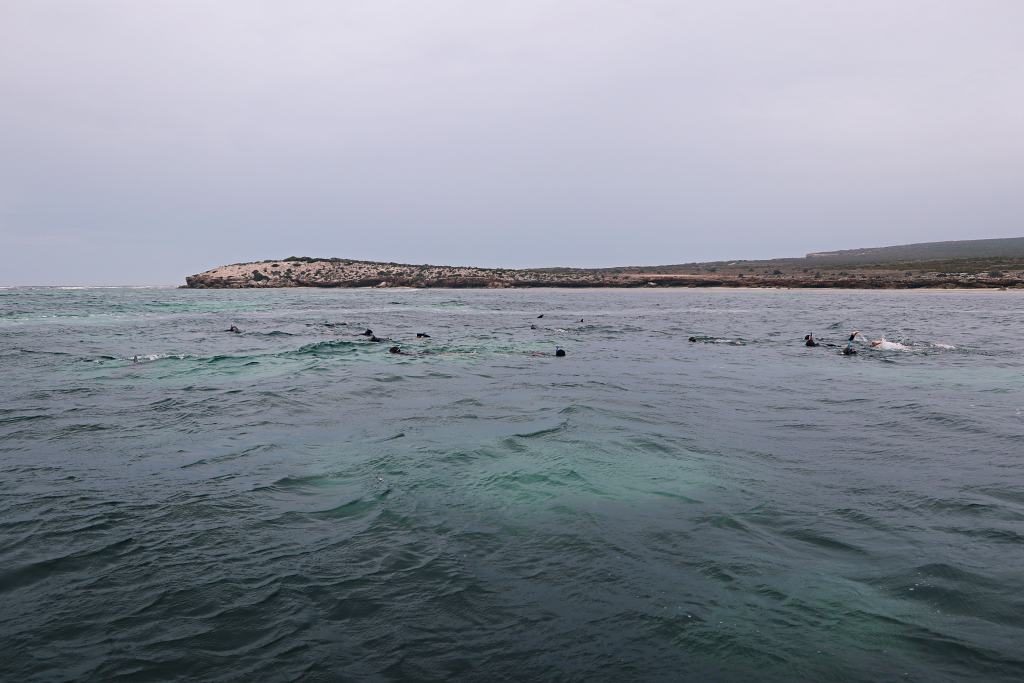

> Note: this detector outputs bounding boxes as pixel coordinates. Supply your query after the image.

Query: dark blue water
[1,287,1022,681]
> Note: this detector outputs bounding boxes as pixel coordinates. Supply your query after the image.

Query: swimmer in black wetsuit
[226,325,241,333]
[842,332,858,355]
[805,334,819,347]
[416,333,431,338]
[555,347,566,357]
[362,329,374,336]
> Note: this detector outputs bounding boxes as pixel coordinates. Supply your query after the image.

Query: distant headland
[185,237,1024,290]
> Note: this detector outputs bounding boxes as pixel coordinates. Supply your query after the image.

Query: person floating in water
[416,332,430,338]
[843,332,859,355]
[369,335,384,343]
[362,328,373,336]
[555,347,566,357]
[389,346,403,354]
[132,355,139,363]
[804,334,819,347]
[226,325,240,333]
[688,336,697,342]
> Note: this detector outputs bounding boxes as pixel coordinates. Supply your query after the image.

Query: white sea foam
[129,353,187,362]
[871,338,911,351]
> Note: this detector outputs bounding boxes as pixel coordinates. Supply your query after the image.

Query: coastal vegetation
[185,238,1024,290]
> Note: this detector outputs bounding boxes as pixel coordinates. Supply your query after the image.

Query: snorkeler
[804,334,819,347]
[226,325,241,333]
[388,346,403,354]
[843,332,859,355]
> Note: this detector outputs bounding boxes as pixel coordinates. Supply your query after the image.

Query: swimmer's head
[389,346,401,354]
[555,347,566,357]
[688,336,696,342]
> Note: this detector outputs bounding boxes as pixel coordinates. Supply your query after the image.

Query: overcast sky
[2,1,1022,285]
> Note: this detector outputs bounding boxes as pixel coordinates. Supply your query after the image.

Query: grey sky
[2,0,1022,285]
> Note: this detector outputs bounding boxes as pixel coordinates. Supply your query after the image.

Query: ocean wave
[285,340,361,357]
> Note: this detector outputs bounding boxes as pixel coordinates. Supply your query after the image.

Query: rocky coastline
[185,256,1024,290]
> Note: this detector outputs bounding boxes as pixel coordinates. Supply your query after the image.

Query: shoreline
[7,284,1023,293]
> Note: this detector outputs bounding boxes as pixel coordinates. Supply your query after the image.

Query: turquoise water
[1,287,1022,681]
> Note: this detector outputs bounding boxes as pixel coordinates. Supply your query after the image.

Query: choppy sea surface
[1,286,1022,682]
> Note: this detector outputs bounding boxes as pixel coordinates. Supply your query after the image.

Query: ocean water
[1,286,1022,682]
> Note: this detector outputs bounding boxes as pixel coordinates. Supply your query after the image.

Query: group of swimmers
[222,321,569,357]
[356,327,433,355]
[805,331,887,355]
[207,318,912,362]
[682,330,892,355]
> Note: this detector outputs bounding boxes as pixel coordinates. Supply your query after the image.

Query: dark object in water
[537,314,544,319]
[370,336,383,343]
[555,347,566,357]
[688,336,696,342]
[362,329,374,336]
[226,325,241,333]
[805,334,819,347]
[389,346,402,354]
[530,324,538,330]
[416,333,431,338]
[843,331,858,355]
